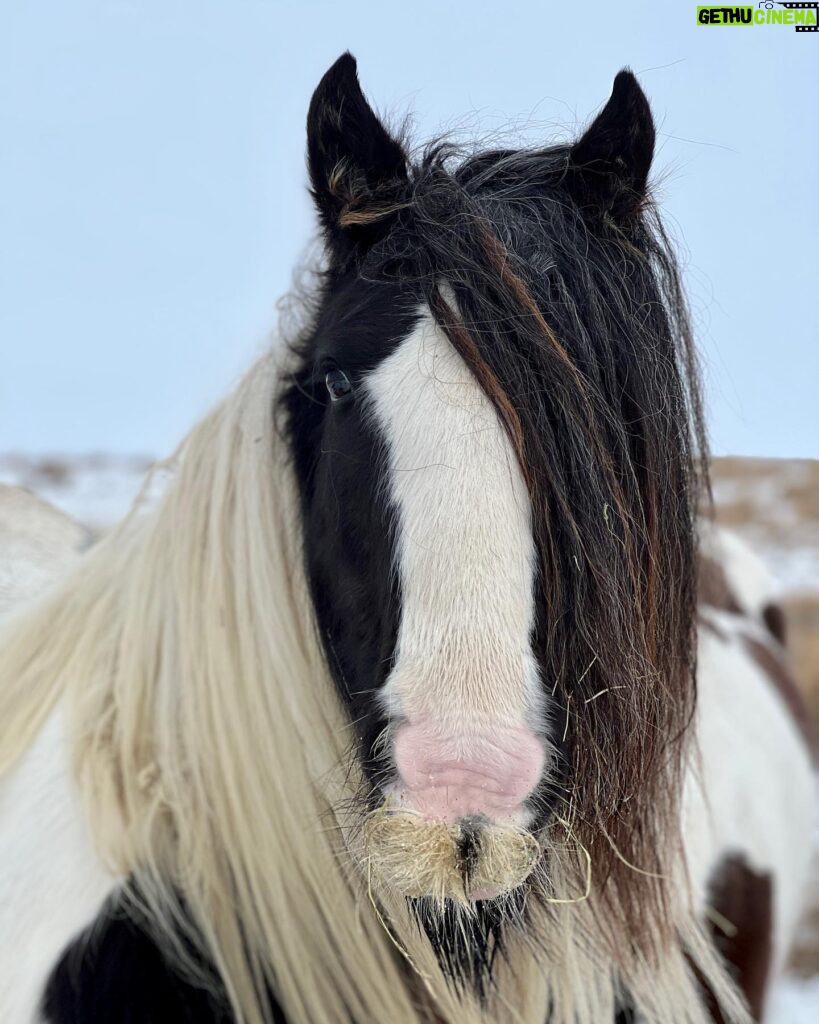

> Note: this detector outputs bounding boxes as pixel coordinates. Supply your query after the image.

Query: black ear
[307,53,409,265]
[567,70,655,222]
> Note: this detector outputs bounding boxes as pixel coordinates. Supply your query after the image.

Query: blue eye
[325,368,353,402]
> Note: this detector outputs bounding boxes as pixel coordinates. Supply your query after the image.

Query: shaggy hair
[293,127,714,985]
[355,140,709,955]
[0,110,752,1024]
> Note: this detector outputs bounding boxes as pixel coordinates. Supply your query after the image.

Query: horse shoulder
[0,708,116,1022]
[0,485,90,619]
[0,487,114,1021]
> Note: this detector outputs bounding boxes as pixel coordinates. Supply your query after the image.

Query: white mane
[0,348,750,1024]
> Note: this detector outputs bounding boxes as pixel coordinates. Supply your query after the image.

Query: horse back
[689,525,816,1021]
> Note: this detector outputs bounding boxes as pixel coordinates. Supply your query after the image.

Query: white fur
[0,708,116,1023]
[700,524,780,620]
[365,311,544,737]
[0,487,114,1023]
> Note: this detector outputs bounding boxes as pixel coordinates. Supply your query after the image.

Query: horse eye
[325,368,353,402]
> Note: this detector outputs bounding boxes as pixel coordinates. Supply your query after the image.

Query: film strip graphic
[772,1,819,31]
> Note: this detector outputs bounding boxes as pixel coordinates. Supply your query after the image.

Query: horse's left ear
[567,70,655,222]
[307,53,409,265]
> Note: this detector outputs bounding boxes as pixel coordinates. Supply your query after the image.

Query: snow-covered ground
[712,457,819,596]
[1,452,818,1020]
[0,453,152,534]
[768,974,819,1024]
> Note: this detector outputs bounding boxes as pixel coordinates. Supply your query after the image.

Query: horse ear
[567,70,655,222]
[307,53,409,264]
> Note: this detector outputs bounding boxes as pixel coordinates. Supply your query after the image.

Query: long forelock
[360,143,708,962]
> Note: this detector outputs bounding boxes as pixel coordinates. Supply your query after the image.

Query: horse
[0,53,814,1024]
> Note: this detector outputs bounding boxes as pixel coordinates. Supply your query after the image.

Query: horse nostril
[391,719,548,824]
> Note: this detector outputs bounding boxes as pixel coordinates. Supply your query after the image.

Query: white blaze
[365,310,545,739]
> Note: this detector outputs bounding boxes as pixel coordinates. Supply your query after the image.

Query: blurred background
[1,2,817,1018]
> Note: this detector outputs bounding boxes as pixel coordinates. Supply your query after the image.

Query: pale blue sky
[1,1,817,457]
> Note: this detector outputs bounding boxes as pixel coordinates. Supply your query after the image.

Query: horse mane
[0,142,749,1023]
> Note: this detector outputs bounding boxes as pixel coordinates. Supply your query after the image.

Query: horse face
[284,59,554,849]
[284,269,548,830]
[285,54,662,907]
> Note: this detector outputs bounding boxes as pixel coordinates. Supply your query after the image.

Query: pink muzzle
[391,718,546,824]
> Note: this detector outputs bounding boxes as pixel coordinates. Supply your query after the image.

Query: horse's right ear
[566,70,655,223]
[307,53,409,265]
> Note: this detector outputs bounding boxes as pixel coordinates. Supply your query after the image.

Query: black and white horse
[0,55,814,1024]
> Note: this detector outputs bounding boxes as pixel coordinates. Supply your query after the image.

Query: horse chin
[409,888,529,998]
[364,810,540,904]
[364,810,539,995]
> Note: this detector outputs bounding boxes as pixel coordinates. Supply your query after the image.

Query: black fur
[567,69,656,220]
[307,53,409,266]
[41,888,286,1023]
[281,275,419,794]
[410,896,517,999]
